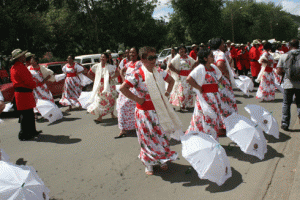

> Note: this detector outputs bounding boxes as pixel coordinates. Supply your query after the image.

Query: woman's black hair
[210,38,224,50]
[178,45,187,53]
[102,53,110,63]
[263,42,272,51]
[130,47,141,60]
[31,55,39,64]
[271,43,277,53]
[68,54,75,60]
[197,48,211,65]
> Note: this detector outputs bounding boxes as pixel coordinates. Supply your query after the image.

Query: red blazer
[237,50,250,70]
[249,47,260,61]
[230,46,237,59]
[10,61,36,110]
[189,50,197,60]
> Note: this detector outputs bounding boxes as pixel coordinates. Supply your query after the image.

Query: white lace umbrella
[224,113,268,160]
[181,131,232,186]
[244,104,279,139]
[78,91,92,109]
[36,100,63,123]
[235,75,254,96]
[0,161,50,200]
[0,149,10,162]
[78,73,93,87]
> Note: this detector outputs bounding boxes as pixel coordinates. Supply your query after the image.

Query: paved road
[0,87,299,200]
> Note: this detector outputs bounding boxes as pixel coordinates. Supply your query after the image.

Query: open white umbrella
[78,91,92,109]
[235,75,254,96]
[0,161,50,200]
[2,103,14,112]
[181,131,232,186]
[78,73,93,87]
[224,113,267,160]
[244,104,279,139]
[36,99,63,123]
[0,149,10,162]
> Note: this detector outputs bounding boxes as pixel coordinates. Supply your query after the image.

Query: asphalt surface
[0,87,299,200]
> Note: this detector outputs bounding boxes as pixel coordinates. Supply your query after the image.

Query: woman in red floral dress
[120,47,181,175]
[186,48,225,140]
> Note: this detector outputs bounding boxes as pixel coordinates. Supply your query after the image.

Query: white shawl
[87,62,111,104]
[256,53,273,83]
[142,65,183,140]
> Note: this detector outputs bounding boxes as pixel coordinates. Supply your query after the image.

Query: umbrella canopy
[181,131,232,186]
[78,73,93,87]
[36,100,63,123]
[0,161,50,200]
[244,104,279,139]
[224,113,267,160]
[0,149,10,162]
[235,75,254,96]
[78,91,92,109]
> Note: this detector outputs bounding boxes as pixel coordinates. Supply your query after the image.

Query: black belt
[250,59,258,62]
[14,87,33,92]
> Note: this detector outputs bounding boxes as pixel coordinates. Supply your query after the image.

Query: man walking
[277,39,300,131]
[249,40,261,87]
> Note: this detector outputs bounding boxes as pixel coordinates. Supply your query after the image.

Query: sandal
[160,163,168,171]
[114,130,127,139]
[145,166,154,175]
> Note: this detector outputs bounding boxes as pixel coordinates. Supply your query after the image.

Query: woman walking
[59,55,84,111]
[185,48,225,140]
[87,53,119,123]
[120,46,182,175]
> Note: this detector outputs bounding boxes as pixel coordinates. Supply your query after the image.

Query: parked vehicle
[74,54,101,69]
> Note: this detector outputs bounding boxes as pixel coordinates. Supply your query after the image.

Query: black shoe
[281,124,289,131]
[34,130,43,136]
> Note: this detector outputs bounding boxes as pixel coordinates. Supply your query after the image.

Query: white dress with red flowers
[185,65,224,140]
[28,66,54,104]
[125,67,178,167]
[169,56,195,108]
[87,65,118,117]
[213,50,238,118]
[256,52,276,101]
[117,61,142,130]
[59,63,84,107]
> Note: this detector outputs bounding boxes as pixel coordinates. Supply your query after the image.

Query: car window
[94,59,100,63]
[74,59,81,63]
[48,64,63,74]
[159,49,171,58]
[82,58,92,64]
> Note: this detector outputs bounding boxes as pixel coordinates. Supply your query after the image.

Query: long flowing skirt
[117,92,136,130]
[135,108,178,167]
[169,78,193,108]
[256,72,276,101]
[59,77,82,106]
[218,76,238,118]
[33,84,54,103]
[185,95,224,141]
[87,85,118,117]
[273,68,282,86]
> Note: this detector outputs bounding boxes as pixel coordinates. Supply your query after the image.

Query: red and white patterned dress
[185,65,224,141]
[59,63,84,106]
[117,61,142,131]
[213,49,238,118]
[169,56,195,108]
[87,64,118,117]
[125,67,178,167]
[28,66,54,104]
[256,51,276,101]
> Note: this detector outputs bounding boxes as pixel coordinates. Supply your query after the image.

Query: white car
[74,54,101,69]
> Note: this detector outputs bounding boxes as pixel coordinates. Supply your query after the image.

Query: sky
[152,0,300,22]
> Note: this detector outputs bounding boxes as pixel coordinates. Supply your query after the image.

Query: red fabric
[282,45,289,53]
[236,50,250,70]
[202,84,218,93]
[67,73,76,77]
[258,44,264,55]
[124,80,134,88]
[265,67,273,73]
[250,61,261,77]
[136,101,155,110]
[0,70,9,79]
[179,70,191,76]
[189,50,197,60]
[10,61,36,110]
[249,47,260,61]
[230,46,237,59]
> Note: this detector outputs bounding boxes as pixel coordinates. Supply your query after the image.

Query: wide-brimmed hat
[106,49,111,54]
[240,43,245,46]
[192,44,197,47]
[252,40,261,45]
[25,52,35,58]
[282,41,287,45]
[231,43,235,46]
[236,44,240,47]
[262,40,267,43]
[199,43,205,46]
[226,40,231,44]
[10,49,28,61]
[118,50,124,55]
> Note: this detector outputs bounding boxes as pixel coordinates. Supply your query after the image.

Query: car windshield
[74,59,81,63]
[159,49,171,58]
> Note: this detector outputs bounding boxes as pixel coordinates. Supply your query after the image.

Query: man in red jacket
[249,40,261,87]
[281,41,289,53]
[189,44,198,60]
[230,43,237,70]
[236,44,250,76]
[10,49,41,141]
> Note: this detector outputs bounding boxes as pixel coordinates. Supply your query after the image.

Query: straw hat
[236,44,240,48]
[226,40,231,44]
[10,49,28,61]
[118,50,124,55]
[192,44,197,47]
[252,40,261,45]
[199,43,205,46]
[231,43,235,46]
[240,43,245,46]
[282,41,287,45]
[262,40,267,44]
[106,49,111,54]
[25,52,35,58]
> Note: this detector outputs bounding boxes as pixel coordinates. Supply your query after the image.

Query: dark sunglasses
[147,55,157,61]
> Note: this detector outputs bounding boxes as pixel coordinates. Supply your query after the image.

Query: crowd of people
[3,37,300,176]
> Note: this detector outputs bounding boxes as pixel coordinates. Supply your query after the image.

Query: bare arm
[120,82,144,105]
[216,61,229,80]
[186,75,202,93]
[110,68,120,80]
[164,75,174,97]
[120,67,127,82]
[87,70,95,81]
[168,63,180,74]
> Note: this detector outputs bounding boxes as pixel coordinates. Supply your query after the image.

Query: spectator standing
[249,40,262,87]
[189,44,198,60]
[277,39,300,131]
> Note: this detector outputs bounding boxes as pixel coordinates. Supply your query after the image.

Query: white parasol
[0,149,10,162]
[244,104,279,139]
[78,73,93,87]
[235,75,254,96]
[224,113,268,160]
[2,103,14,112]
[0,161,50,200]
[78,91,92,109]
[181,131,232,186]
[36,99,63,123]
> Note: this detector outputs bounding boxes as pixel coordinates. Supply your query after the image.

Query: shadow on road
[288,129,300,132]
[48,117,81,126]
[169,138,181,146]
[15,158,27,165]
[264,132,291,143]
[0,111,19,118]
[236,100,243,104]
[101,118,118,126]
[205,167,243,193]
[260,99,283,103]
[35,134,81,144]
[224,145,284,164]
